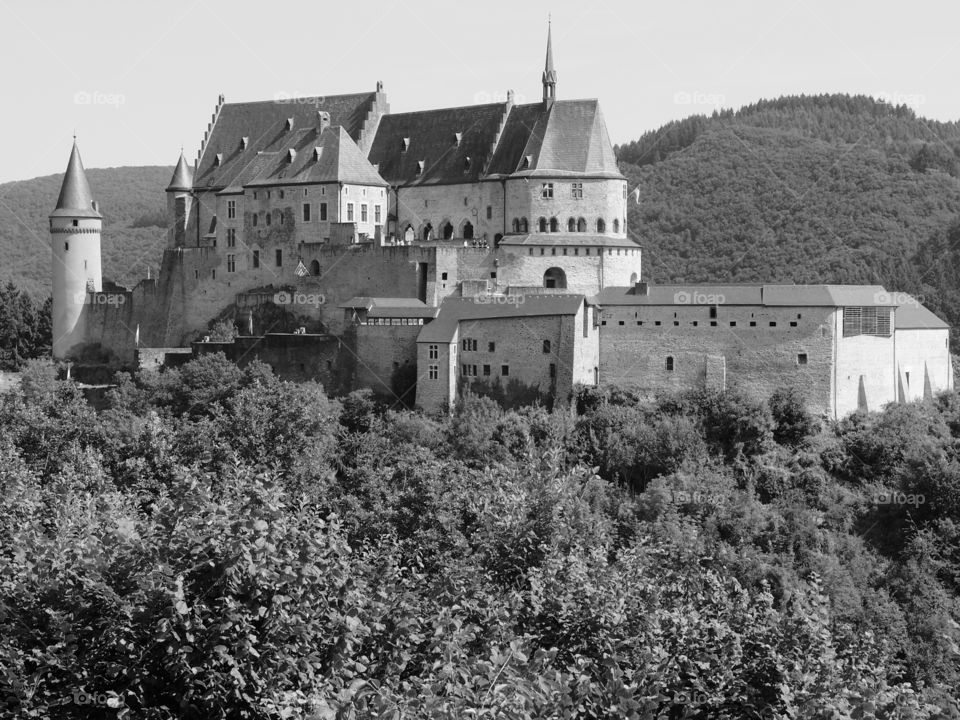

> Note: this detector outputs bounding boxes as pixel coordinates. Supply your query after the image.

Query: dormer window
[416,160,424,175]
[213,153,223,167]
[287,149,296,163]
[313,147,323,161]
[285,117,294,131]
[240,136,249,150]
[463,156,471,172]
[522,154,532,170]
[454,132,462,146]
[401,137,410,152]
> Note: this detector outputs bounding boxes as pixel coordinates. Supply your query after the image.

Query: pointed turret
[542,19,557,108]
[166,150,194,192]
[52,141,100,217]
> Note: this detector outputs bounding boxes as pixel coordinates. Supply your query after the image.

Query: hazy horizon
[2,0,959,184]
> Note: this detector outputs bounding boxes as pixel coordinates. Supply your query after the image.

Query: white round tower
[50,141,102,360]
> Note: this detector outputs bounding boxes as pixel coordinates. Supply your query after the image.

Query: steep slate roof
[418,295,584,343]
[486,101,624,178]
[52,142,101,218]
[368,103,507,186]
[242,126,386,188]
[499,233,640,248]
[194,92,378,189]
[166,151,194,192]
[594,284,897,307]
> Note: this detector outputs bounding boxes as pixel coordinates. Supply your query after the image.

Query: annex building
[49,24,952,419]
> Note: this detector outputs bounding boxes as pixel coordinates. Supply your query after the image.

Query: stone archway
[543,267,567,289]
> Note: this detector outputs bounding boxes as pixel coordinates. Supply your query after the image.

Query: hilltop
[0,165,172,297]
[620,94,960,339]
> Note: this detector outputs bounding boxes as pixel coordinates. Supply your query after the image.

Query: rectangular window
[428,344,438,360]
[275,248,282,267]
[843,306,891,337]
[666,356,674,372]
[428,364,438,380]
[541,183,554,199]
[319,203,328,221]
[252,250,260,268]
[375,205,382,224]
[226,228,236,247]
[501,364,510,376]
[798,353,808,365]
[226,254,236,272]
[549,363,556,379]
[252,214,258,227]
[486,205,492,219]
[461,338,478,352]
[571,182,583,199]
[488,341,495,352]
[347,203,354,222]
[361,204,368,222]
[483,364,491,376]
[227,200,236,219]
[302,203,311,222]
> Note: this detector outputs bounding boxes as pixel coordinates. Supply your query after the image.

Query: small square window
[488,342,495,352]
[501,364,510,376]
[798,353,808,365]
[769,321,777,327]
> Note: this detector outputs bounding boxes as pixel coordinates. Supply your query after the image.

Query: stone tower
[50,141,102,360]
[166,150,194,247]
[542,20,557,108]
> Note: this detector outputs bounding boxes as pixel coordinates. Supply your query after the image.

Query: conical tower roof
[51,141,100,218]
[166,150,194,192]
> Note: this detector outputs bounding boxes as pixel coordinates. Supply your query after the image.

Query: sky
[2,0,959,184]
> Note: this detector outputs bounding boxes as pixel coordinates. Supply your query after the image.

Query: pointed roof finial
[51,140,100,218]
[542,18,557,106]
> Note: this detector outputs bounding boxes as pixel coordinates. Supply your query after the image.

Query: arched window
[597,218,606,233]
[404,225,415,243]
[520,217,529,233]
[442,221,454,240]
[577,217,586,232]
[463,221,474,240]
[543,267,567,289]
[512,218,520,233]
[613,218,620,233]
[629,272,638,285]
[309,259,320,276]
[567,217,576,232]
[422,223,433,241]
[549,217,559,233]
[538,217,547,233]
[665,356,674,372]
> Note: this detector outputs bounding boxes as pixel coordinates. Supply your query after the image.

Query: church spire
[542,18,557,108]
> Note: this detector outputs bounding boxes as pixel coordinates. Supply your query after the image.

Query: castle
[50,25,953,418]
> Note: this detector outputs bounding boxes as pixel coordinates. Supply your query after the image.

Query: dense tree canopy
[1,356,959,718]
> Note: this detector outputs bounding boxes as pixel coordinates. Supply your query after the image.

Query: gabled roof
[368,103,508,186]
[51,141,100,218]
[242,126,386,188]
[166,151,193,192]
[486,101,624,179]
[418,294,585,343]
[194,92,379,189]
[499,233,640,248]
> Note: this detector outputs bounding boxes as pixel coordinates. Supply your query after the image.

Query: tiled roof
[418,294,584,343]
[242,126,386,187]
[594,284,898,307]
[194,92,378,189]
[895,297,950,329]
[499,233,641,248]
[339,297,439,318]
[368,103,508,186]
[486,101,623,178]
[51,142,101,218]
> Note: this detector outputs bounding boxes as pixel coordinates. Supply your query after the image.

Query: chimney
[317,111,331,133]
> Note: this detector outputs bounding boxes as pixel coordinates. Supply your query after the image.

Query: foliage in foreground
[0,355,959,718]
